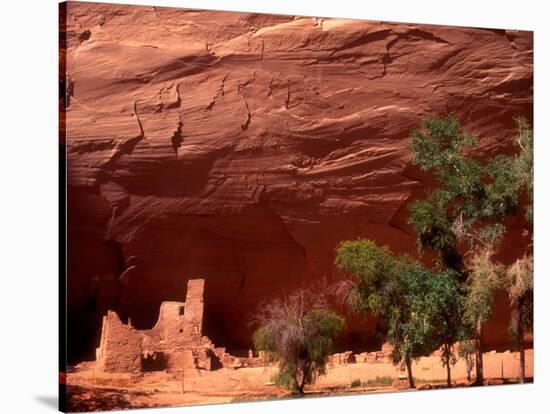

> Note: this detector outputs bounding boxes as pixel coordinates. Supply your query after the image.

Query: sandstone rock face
[60,2,533,362]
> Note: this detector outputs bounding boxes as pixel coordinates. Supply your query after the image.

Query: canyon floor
[65,349,533,412]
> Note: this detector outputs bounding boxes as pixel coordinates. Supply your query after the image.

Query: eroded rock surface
[60,2,533,362]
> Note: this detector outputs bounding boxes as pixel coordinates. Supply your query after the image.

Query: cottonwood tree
[252,288,345,394]
[463,247,503,384]
[502,119,533,383]
[408,115,531,385]
[335,239,464,388]
[458,340,476,382]
[511,117,533,222]
[425,269,465,387]
[504,255,533,383]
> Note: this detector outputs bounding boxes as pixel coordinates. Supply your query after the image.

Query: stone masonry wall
[96,279,213,373]
[96,311,143,373]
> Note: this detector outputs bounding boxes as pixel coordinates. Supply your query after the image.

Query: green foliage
[421,269,465,370]
[334,240,395,315]
[335,240,465,375]
[408,116,532,268]
[252,326,278,364]
[504,255,534,348]
[273,363,301,392]
[512,117,533,222]
[364,376,394,386]
[409,197,456,255]
[388,259,440,365]
[409,115,533,383]
[331,115,532,389]
[350,378,362,388]
[410,115,478,173]
[463,249,504,327]
[458,339,475,357]
[253,290,345,394]
[483,156,519,218]
[458,340,476,380]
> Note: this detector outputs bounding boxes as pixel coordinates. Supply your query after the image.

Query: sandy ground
[65,349,533,412]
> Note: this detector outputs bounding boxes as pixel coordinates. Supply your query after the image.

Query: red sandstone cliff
[60,2,533,362]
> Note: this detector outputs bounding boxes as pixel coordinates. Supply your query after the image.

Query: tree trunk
[518,310,525,384]
[297,372,306,394]
[444,344,452,387]
[474,319,484,386]
[405,357,415,388]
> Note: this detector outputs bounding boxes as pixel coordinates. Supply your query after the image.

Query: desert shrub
[350,378,362,388]
[365,376,394,386]
[253,289,345,394]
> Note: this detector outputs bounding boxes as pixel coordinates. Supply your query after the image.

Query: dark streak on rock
[206,75,227,110]
[171,116,184,155]
[133,100,145,139]
[241,99,251,131]
[285,80,291,109]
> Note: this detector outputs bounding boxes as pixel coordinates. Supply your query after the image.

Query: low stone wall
[319,349,534,387]
[177,349,534,392]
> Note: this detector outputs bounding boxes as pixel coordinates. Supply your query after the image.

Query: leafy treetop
[409,115,531,269]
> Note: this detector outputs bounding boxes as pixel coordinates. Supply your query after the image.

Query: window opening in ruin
[141,351,166,372]
[179,306,185,316]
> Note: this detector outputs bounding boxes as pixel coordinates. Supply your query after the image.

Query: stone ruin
[329,342,395,366]
[95,278,252,374]
[95,278,399,375]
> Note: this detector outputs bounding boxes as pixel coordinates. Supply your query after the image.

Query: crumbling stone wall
[96,278,221,374]
[181,278,205,345]
[96,311,142,373]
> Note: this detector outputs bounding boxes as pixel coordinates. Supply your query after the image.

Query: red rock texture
[60,2,533,362]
